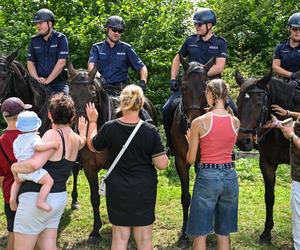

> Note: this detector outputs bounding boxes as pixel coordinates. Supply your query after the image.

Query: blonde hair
[117,84,144,112]
[206,79,229,105]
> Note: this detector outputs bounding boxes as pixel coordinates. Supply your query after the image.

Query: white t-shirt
[13,132,41,161]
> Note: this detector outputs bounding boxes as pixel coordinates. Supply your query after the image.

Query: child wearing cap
[0,97,31,250]
[10,111,58,212]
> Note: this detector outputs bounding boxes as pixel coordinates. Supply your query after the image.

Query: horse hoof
[177,235,189,249]
[71,202,80,210]
[87,235,101,245]
[259,233,271,245]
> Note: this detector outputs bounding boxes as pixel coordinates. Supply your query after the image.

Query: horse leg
[71,162,80,210]
[175,156,190,248]
[83,167,102,244]
[259,159,277,244]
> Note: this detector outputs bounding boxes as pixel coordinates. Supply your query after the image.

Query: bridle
[238,86,269,142]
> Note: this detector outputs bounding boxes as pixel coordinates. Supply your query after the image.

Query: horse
[170,55,216,247]
[235,71,300,244]
[67,62,157,243]
[0,49,81,209]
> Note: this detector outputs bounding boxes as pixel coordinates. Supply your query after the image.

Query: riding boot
[139,108,153,123]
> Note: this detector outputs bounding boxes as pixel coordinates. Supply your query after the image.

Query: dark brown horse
[235,71,300,244]
[67,62,157,243]
[0,49,80,209]
[171,55,216,247]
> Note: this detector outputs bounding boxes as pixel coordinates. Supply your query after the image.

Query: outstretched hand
[185,129,191,145]
[271,104,287,117]
[85,102,99,123]
[264,114,281,128]
[78,116,88,135]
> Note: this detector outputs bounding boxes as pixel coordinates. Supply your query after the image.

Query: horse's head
[179,54,215,125]
[0,49,20,99]
[235,70,271,151]
[68,63,100,118]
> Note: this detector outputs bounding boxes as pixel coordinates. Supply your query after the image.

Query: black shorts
[4,203,15,232]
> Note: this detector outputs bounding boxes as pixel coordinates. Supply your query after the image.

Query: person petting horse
[27,8,69,95]
[86,84,168,250]
[162,8,236,154]
[185,79,240,250]
[272,12,300,87]
[88,15,151,122]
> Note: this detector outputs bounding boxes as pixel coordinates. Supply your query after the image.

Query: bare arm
[272,104,300,119]
[152,154,168,170]
[45,59,66,85]
[78,116,87,150]
[207,57,226,77]
[272,59,292,78]
[88,62,95,72]
[86,102,99,152]
[139,65,148,83]
[27,61,46,83]
[34,141,59,152]
[186,119,201,165]
[171,54,180,80]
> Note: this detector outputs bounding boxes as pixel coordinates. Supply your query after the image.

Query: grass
[0,157,293,250]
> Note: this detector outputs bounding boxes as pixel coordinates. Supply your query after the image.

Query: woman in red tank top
[186,79,240,250]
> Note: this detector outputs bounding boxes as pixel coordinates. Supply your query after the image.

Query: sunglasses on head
[111,27,124,34]
[291,27,300,32]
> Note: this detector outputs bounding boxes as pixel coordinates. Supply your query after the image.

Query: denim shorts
[186,164,239,236]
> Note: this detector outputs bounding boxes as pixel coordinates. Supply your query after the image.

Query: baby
[10,111,58,212]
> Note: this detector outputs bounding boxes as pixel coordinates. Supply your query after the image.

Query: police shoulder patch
[214,35,227,43]
[119,41,132,48]
[93,41,105,47]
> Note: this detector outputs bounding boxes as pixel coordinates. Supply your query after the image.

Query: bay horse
[170,55,216,247]
[235,71,300,244]
[0,49,80,209]
[67,62,157,243]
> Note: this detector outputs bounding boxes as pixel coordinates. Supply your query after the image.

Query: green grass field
[0,157,293,250]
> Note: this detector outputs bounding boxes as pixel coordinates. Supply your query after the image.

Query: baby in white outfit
[10,111,58,212]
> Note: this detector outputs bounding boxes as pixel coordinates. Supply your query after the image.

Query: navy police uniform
[88,40,145,85]
[273,39,300,73]
[179,34,228,64]
[27,30,69,94]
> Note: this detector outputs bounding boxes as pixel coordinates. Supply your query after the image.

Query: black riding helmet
[288,12,300,27]
[193,8,216,26]
[106,15,125,31]
[33,8,55,24]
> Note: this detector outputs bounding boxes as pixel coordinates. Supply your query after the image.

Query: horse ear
[179,53,189,71]
[6,48,20,65]
[66,61,77,79]
[203,56,216,73]
[88,64,97,80]
[235,70,245,86]
[257,70,272,89]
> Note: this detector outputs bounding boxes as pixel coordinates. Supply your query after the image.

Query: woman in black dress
[86,84,168,250]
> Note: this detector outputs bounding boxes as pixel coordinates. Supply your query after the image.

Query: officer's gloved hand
[138,80,147,93]
[291,71,300,80]
[170,79,178,92]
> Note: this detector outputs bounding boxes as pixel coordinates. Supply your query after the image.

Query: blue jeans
[186,165,239,236]
[48,81,69,95]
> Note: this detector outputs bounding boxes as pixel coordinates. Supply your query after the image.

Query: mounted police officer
[162,8,235,154]
[88,15,151,122]
[27,8,69,95]
[272,12,300,87]
[88,15,148,94]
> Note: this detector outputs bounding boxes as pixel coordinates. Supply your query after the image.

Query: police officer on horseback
[162,8,235,154]
[88,15,148,95]
[272,12,300,87]
[27,8,69,95]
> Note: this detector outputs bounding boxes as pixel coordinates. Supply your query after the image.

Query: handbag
[99,120,143,196]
